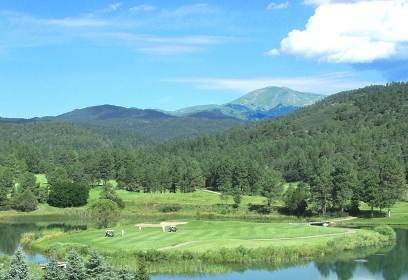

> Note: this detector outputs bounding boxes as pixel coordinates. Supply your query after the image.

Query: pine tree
[84,249,109,279]
[117,267,136,280]
[64,250,86,280]
[43,259,65,280]
[5,247,37,280]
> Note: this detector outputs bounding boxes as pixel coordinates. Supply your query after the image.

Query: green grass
[35,174,48,188]
[32,220,353,254]
[341,202,408,226]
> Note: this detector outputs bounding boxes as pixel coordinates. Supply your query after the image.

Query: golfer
[122,229,124,236]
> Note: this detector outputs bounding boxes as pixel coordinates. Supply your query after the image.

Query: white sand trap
[135,221,188,227]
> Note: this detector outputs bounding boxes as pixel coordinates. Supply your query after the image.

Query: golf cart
[169,226,178,232]
[169,226,177,232]
[105,230,115,237]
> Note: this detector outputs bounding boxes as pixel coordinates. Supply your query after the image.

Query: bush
[20,233,36,249]
[112,197,126,209]
[48,182,89,208]
[11,189,38,212]
[374,226,396,239]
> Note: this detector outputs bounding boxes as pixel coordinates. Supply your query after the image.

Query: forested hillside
[0,82,407,216]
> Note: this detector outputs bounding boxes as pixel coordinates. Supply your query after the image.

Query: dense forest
[0,82,407,217]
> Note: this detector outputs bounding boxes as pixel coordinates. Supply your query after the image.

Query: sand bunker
[135,221,188,227]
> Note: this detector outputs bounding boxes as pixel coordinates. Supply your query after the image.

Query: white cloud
[264,48,280,56]
[267,2,290,9]
[164,72,379,95]
[129,5,156,12]
[280,0,408,63]
[110,3,122,10]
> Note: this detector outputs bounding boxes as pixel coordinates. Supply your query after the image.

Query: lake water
[1,220,407,280]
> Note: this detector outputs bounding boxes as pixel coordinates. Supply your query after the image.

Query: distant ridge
[54,104,176,122]
[0,85,324,141]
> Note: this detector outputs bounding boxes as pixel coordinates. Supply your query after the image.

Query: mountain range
[0,86,324,142]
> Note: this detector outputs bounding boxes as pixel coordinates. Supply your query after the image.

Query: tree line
[0,82,407,216]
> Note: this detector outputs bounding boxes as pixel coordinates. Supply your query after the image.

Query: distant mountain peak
[229,86,323,111]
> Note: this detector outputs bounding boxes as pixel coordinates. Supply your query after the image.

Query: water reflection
[0,218,88,261]
[152,228,407,280]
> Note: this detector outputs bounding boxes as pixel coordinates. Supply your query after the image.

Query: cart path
[156,229,356,250]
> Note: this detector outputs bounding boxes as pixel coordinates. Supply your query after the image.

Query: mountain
[53,104,176,122]
[172,86,324,121]
[0,86,322,142]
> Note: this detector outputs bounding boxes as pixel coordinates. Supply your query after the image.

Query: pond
[0,219,407,280]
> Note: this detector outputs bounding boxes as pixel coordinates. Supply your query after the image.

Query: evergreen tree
[98,150,115,184]
[309,156,334,216]
[43,259,65,280]
[331,157,357,212]
[361,169,381,217]
[17,171,37,193]
[5,247,37,280]
[378,157,406,217]
[181,158,203,193]
[46,167,70,187]
[258,168,284,208]
[64,250,86,280]
[117,267,136,280]
[84,250,110,279]
[284,182,309,216]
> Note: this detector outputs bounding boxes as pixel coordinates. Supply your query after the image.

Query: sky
[1,0,407,118]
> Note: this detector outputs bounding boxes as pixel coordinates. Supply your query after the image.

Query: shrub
[112,197,126,209]
[48,182,89,208]
[20,233,36,249]
[374,226,396,239]
[11,189,38,212]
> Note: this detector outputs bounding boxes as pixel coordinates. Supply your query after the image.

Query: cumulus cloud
[280,0,408,64]
[267,2,290,9]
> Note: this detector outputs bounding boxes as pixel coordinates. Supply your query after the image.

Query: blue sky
[1,0,407,118]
